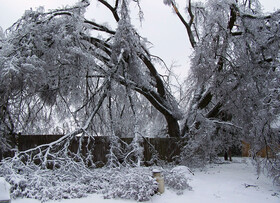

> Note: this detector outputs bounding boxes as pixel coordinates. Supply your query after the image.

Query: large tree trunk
[166,115,180,137]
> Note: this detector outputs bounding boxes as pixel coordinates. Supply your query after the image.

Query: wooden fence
[1,134,248,166]
[1,134,185,167]
[241,141,279,158]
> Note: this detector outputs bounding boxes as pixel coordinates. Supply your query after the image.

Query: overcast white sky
[0,0,279,78]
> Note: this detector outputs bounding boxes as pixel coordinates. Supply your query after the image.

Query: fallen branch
[244,183,258,188]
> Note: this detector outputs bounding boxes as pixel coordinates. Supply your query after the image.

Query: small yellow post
[153,169,165,194]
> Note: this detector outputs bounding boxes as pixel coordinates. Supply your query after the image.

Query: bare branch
[98,0,120,22]
[170,0,196,48]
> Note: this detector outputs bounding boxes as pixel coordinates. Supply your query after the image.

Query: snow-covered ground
[13,158,279,203]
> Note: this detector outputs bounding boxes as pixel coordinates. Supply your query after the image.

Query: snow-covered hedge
[0,157,192,202]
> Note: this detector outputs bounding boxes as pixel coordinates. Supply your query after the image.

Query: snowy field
[13,158,279,203]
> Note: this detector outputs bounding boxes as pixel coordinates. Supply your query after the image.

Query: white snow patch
[171,165,194,180]
[13,158,280,203]
[152,169,161,173]
[0,177,11,200]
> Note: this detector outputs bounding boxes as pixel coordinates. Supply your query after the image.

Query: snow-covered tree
[0,1,185,199]
[0,0,279,201]
[0,0,183,142]
[165,0,280,181]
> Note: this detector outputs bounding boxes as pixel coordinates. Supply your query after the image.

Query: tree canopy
[0,0,184,141]
[168,0,280,180]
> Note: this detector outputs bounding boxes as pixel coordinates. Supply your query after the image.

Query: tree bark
[166,115,181,137]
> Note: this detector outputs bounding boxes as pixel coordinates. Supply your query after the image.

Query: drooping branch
[47,8,116,35]
[114,74,181,137]
[139,53,166,97]
[84,19,116,34]
[80,32,178,120]
[81,34,112,57]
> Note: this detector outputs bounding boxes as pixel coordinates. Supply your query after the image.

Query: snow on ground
[13,158,279,203]
[0,177,11,200]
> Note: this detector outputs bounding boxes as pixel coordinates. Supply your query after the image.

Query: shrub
[164,166,193,195]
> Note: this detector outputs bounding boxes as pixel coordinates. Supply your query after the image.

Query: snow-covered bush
[0,157,98,201]
[0,155,159,202]
[104,168,158,201]
[0,151,197,202]
[179,135,220,168]
[164,166,193,195]
[253,153,280,186]
[179,115,241,169]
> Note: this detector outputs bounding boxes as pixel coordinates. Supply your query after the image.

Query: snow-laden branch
[208,118,242,130]
[82,81,110,131]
